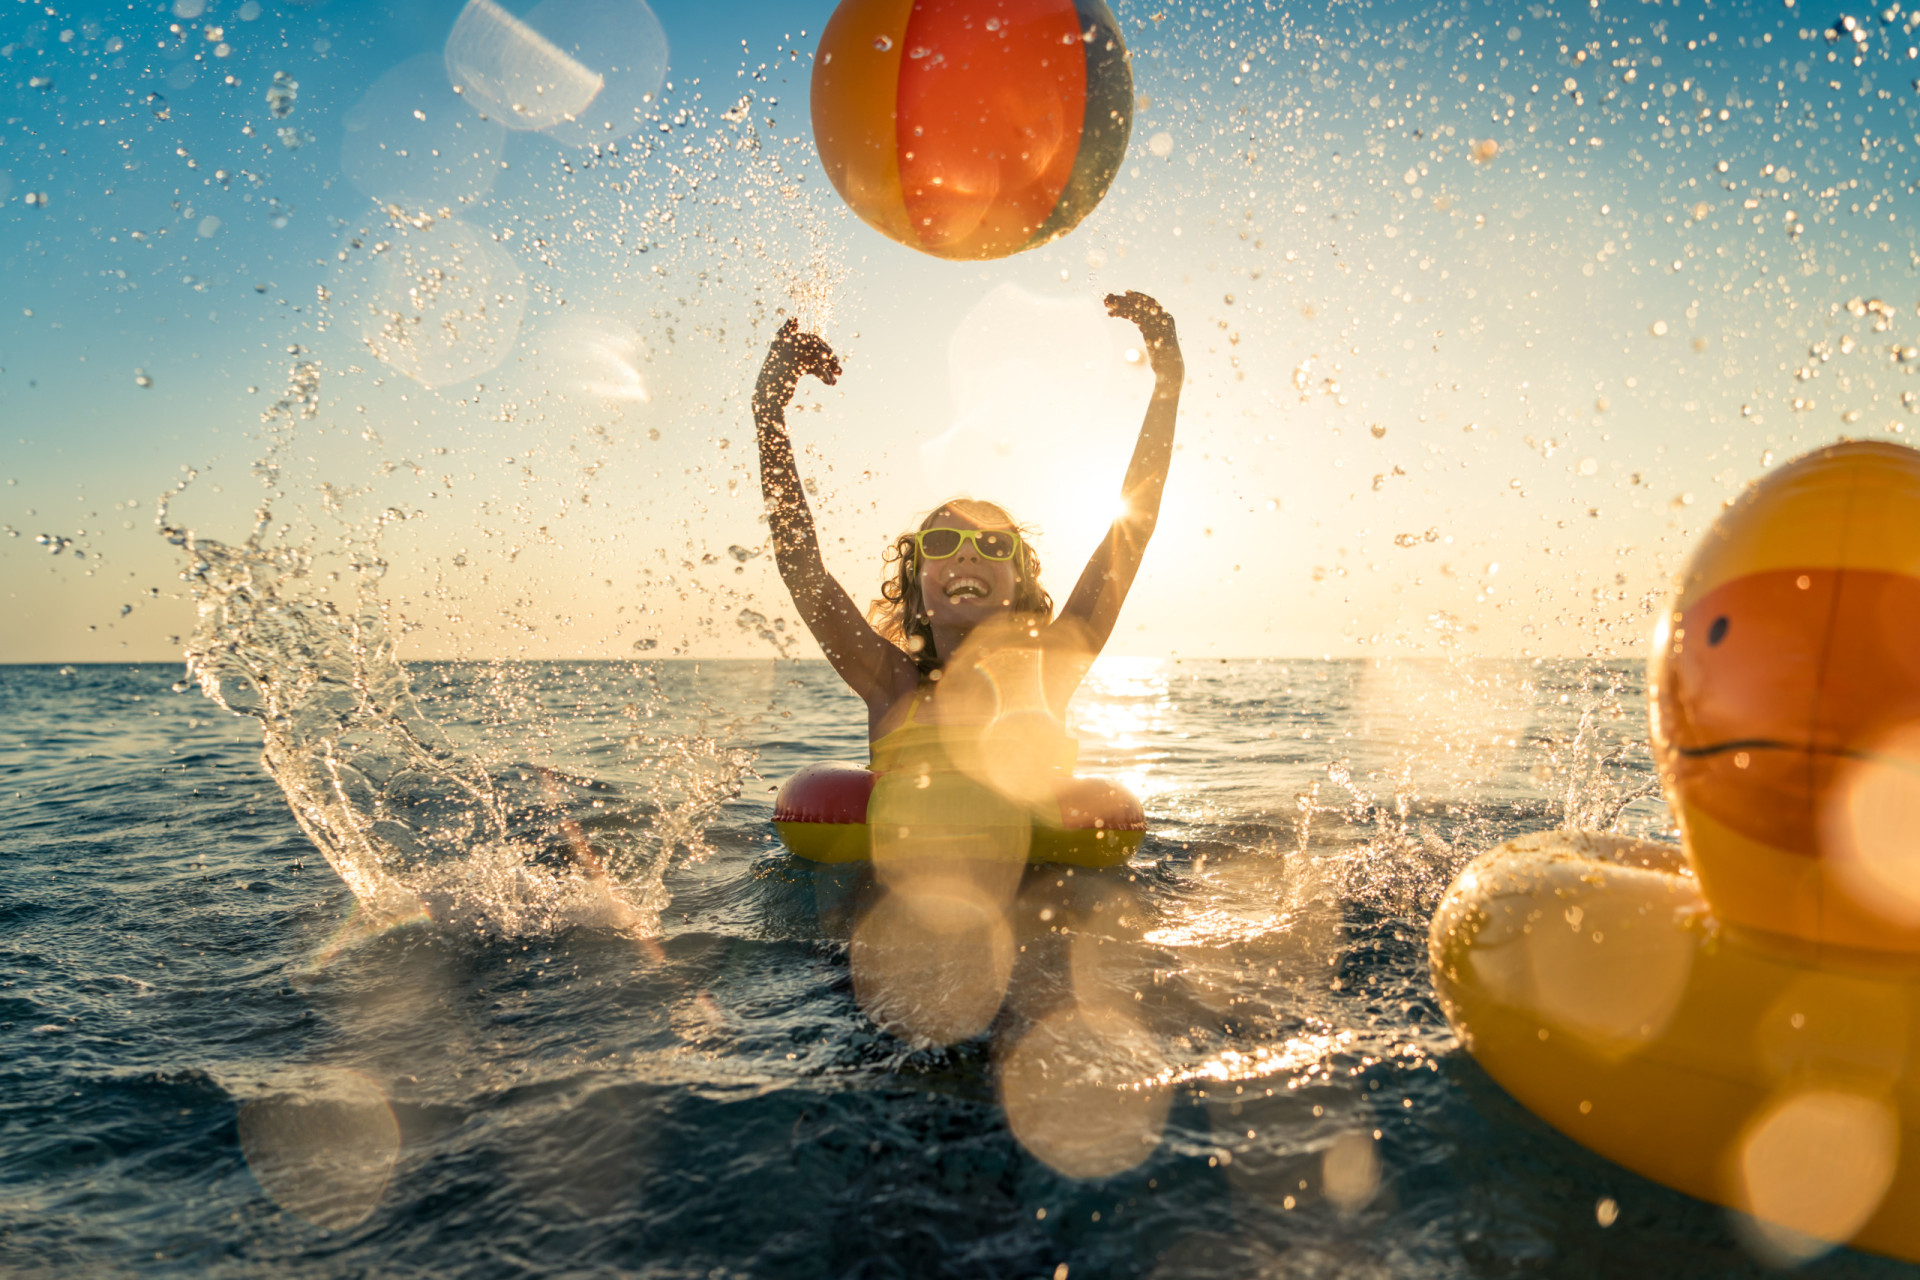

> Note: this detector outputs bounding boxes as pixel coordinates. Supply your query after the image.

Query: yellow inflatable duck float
[1430,441,1920,1262]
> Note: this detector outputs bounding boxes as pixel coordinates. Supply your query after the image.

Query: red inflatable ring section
[772,762,1146,868]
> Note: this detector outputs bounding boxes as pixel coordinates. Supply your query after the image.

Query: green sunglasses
[911,527,1022,562]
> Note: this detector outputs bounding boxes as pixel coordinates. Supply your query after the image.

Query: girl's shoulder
[865,669,931,733]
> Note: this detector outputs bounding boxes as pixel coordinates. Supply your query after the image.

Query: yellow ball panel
[811,0,916,247]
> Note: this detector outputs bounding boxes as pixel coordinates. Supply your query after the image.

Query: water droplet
[872,34,892,51]
[265,69,298,118]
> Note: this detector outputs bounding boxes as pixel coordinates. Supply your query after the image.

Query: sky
[5,0,1920,664]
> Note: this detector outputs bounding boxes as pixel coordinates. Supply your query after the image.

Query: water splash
[1543,664,1666,837]
[158,482,749,938]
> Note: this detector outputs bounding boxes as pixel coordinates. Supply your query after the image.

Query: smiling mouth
[944,576,991,601]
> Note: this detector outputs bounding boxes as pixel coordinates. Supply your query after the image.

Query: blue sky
[5,0,1920,662]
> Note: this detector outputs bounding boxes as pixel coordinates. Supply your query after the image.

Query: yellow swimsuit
[869,687,1078,776]
[866,688,1078,872]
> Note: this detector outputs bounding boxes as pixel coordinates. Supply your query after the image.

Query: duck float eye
[1429,440,1920,1266]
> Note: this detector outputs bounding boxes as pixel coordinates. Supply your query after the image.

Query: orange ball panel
[895,0,1084,259]
[1652,441,1920,950]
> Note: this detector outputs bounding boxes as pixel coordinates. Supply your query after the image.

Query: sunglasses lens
[919,529,962,558]
[976,531,1016,560]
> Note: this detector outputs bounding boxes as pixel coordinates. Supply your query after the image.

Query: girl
[751,291,1183,750]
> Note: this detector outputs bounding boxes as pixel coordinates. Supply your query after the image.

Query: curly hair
[867,498,1053,676]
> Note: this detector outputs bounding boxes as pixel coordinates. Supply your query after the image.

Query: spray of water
[159,478,753,937]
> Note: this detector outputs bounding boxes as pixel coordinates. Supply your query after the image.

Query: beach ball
[810,0,1132,261]
[1650,441,1920,950]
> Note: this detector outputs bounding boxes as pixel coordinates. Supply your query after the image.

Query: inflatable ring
[772,762,1146,868]
[1430,830,1920,1262]
[1431,442,1920,1263]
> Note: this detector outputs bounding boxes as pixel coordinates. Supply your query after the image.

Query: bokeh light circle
[330,216,528,389]
[849,885,1015,1045]
[998,1002,1169,1178]
[342,52,506,211]
[235,1068,401,1232]
[1735,1088,1898,1263]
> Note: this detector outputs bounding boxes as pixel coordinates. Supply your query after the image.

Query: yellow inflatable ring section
[1430,829,1920,1263]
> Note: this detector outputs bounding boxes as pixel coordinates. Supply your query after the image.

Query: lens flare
[515,321,652,406]
[849,883,1014,1045]
[333,216,528,389]
[1321,1130,1382,1212]
[997,1001,1170,1179]
[1734,1088,1899,1262]
[341,53,505,210]
[1825,725,1920,928]
[235,1068,401,1232]
[445,0,667,147]
[923,285,1151,572]
[445,0,605,133]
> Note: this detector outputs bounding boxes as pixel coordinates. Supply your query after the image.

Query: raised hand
[1104,290,1182,382]
[756,318,843,414]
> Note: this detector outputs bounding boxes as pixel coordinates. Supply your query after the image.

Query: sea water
[6,652,1910,1279]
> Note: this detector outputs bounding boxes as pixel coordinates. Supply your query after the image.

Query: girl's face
[916,509,1022,631]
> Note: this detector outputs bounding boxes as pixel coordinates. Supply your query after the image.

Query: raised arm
[754,320,915,706]
[1058,291,1184,653]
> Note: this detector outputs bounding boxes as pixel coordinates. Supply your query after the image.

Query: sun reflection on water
[1145,1032,1359,1089]
[1069,655,1174,803]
